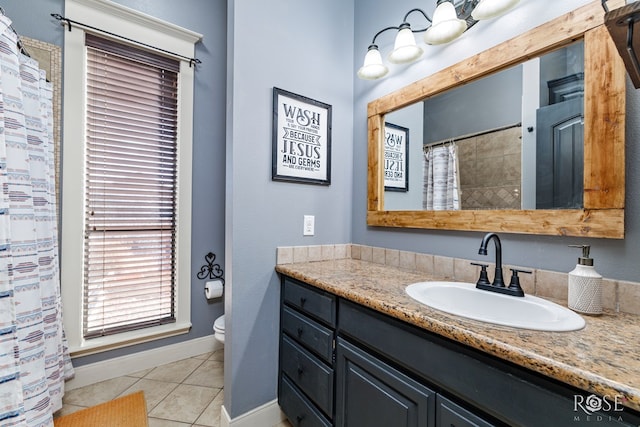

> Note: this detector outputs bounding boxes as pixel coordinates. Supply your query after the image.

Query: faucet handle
[508,268,531,296]
[510,268,532,276]
[471,262,491,287]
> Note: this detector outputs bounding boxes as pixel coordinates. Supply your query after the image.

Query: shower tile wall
[457,126,522,210]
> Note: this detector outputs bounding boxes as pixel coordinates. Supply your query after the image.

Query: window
[61,0,201,356]
[83,35,179,338]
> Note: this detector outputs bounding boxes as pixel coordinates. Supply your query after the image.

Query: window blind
[83,34,180,338]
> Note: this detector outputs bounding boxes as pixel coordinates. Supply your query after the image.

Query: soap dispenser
[567,245,602,315]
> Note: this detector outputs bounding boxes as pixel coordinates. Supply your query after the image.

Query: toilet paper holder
[197,252,225,299]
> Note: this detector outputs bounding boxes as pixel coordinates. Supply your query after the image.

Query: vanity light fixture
[357,0,521,80]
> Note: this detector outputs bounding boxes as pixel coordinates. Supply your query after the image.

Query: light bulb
[424,1,467,45]
[471,0,520,20]
[388,25,423,64]
[357,45,389,80]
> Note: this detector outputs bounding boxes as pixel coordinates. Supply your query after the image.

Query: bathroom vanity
[276,259,640,426]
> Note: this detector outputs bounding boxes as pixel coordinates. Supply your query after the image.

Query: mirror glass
[383,41,585,211]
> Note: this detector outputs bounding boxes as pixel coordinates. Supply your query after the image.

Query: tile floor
[55,349,292,427]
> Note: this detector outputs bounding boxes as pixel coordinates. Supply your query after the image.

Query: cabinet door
[335,338,435,427]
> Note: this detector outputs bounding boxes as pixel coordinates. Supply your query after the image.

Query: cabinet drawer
[436,395,495,427]
[280,375,332,427]
[283,278,336,326]
[281,335,334,417]
[282,306,334,363]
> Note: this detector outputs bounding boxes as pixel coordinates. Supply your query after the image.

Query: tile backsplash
[276,244,639,315]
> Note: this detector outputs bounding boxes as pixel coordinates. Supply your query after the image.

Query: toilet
[214,314,225,343]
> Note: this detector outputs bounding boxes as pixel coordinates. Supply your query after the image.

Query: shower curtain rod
[423,122,522,151]
[50,13,201,67]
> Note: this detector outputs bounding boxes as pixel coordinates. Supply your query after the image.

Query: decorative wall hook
[197,252,225,285]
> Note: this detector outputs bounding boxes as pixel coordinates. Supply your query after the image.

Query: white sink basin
[405,281,585,332]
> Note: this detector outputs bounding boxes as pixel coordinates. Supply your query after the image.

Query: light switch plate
[303,215,315,236]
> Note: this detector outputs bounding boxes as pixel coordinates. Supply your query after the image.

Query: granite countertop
[275,259,640,412]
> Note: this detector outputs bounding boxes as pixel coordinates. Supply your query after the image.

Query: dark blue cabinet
[335,337,436,427]
[278,275,640,427]
[279,278,336,427]
[338,299,640,427]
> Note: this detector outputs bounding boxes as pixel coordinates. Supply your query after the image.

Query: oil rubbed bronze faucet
[475,232,529,297]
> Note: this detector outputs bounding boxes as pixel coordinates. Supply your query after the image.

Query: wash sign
[384,122,409,191]
[272,87,332,185]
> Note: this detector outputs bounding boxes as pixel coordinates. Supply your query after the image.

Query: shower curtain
[0,14,73,427]
[423,143,460,210]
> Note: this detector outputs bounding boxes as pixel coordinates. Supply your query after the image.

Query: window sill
[69,321,192,358]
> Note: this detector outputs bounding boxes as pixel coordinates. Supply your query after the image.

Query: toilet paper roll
[205,279,224,299]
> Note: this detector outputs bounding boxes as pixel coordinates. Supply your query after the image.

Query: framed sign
[272,87,332,185]
[384,122,409,192]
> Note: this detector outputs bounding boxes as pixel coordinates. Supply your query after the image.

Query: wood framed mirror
[367,1,626,238]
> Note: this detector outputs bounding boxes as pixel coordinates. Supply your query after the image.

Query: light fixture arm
[369,25,402,46]
[401,8,433,32]
[368,8,434,46]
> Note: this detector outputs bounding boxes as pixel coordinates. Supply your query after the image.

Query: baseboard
[221,405,231,427]
[65,335,222,390]
[221,399,286,427]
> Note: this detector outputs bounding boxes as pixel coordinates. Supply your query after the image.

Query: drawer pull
[296,414,305,424]
[297,365,304,376]
[299,297,307,306]
[297,327,304,338]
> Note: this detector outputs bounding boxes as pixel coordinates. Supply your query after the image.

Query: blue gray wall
[353,0,640,282]
[5,0,228,366]
[424,66,522,143]
[2,0,64,45]
[225,0,354,417]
